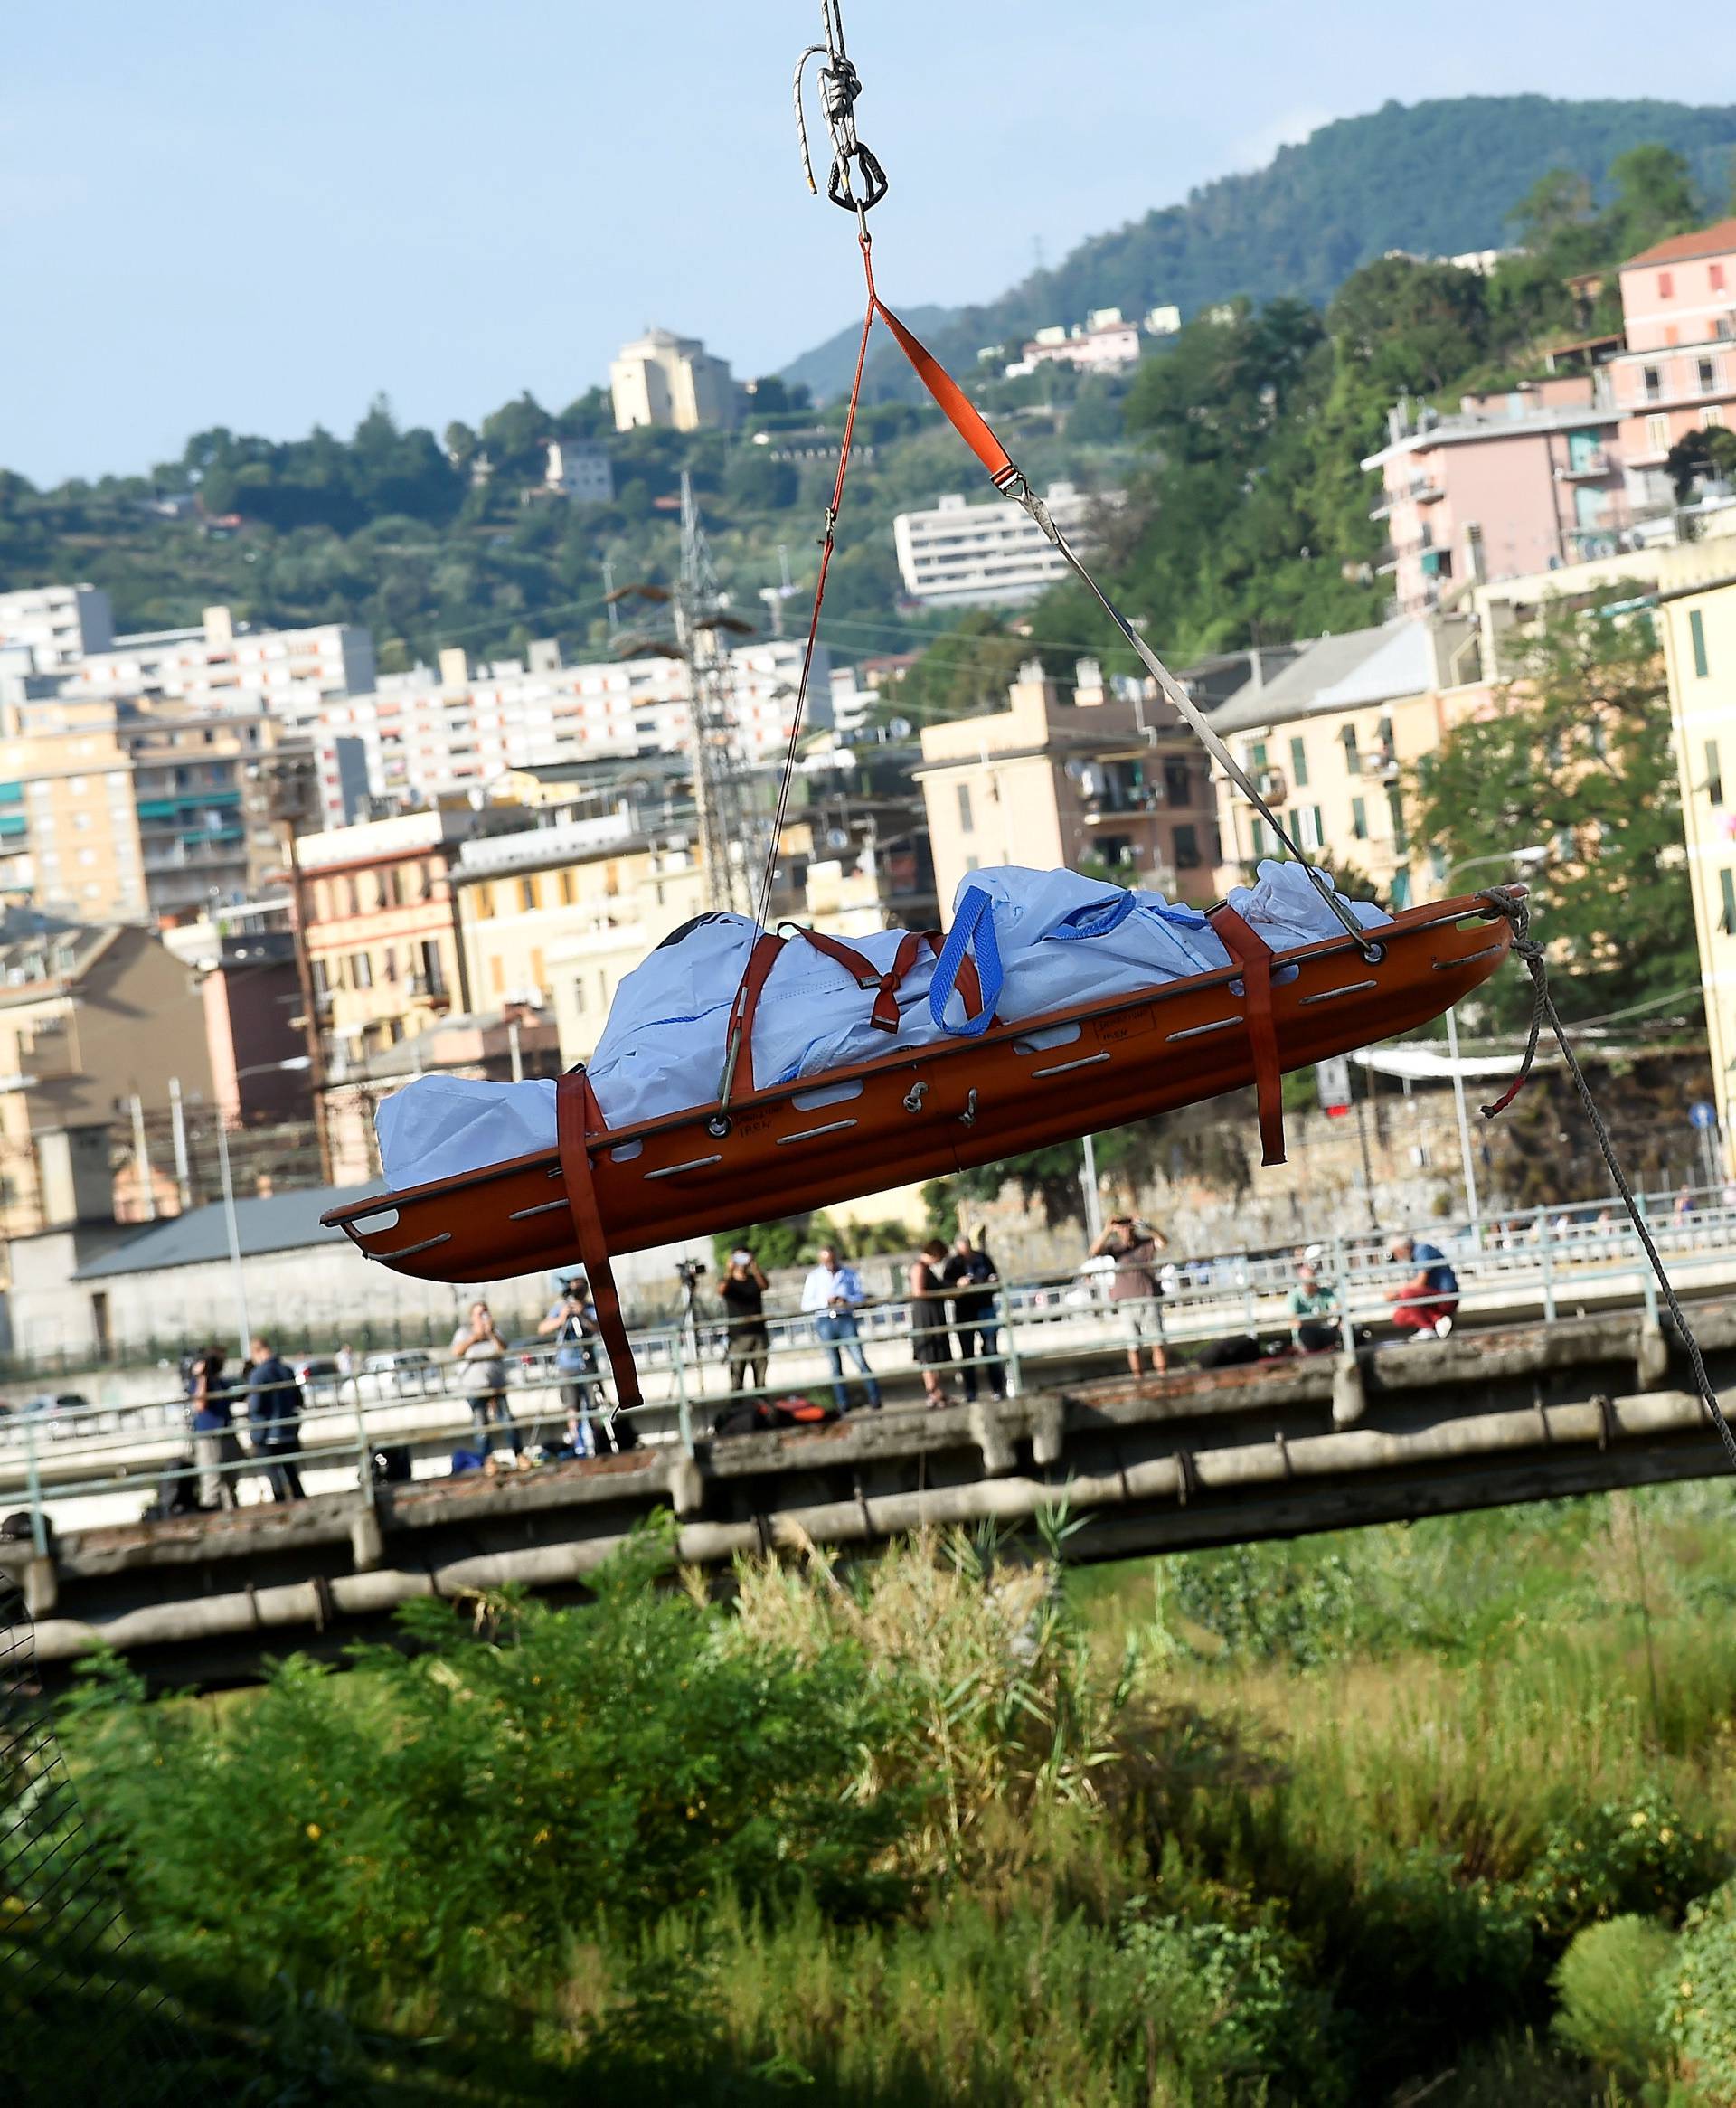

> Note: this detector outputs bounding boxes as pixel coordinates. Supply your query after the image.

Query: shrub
[1664,1881,1736,2104]
[1518,1782,1727,1941]
[1120,1906,1345,2104]
[60,1533,913,1993]
[1551,1914,1675,2086]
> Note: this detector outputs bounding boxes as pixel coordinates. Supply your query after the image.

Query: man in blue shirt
[1386,1234,1459,1340]
[800,1243,882,1413]
[246,1337,305,1501]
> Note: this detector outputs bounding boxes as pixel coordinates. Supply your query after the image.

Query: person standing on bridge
[944,1230,1005,1403]
[452,1300,522,1460]
[1385,1234,1458,1341]
[189,1342,244,1511]
[801,1244,882,1413]
[246,1337,305,1502]
[1090,1213,1169,1377]
[908,1240,957,1409]
[719,1249,771,1397]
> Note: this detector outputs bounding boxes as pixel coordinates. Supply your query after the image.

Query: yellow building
[1207,619,1482,905]
[1658,549,1736,1148]
[0,916,213,1237]
[916,660,1222,912]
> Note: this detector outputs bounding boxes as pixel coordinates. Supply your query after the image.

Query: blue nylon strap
[928,883,1003,1037]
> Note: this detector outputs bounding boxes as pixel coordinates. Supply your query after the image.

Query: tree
[1608,145,1699,260]
[1507,167,1597,252]
[1326,257,1490,399]
[1411,594,1694,1017]
[1666,424,1736,500]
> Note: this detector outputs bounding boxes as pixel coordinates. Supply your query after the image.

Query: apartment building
[58,601,374,731]
[1208,619,1481,906]
[313,636,826,821]
[1609,218,1736,518]
[1363,381,1628,617]
[543,438,614,503]
[1657,544,1736,1149]
[1016,308,1143,374]
[297,809,501,1071]
[915,659,1223,912]
[0,583,115,670]
[0,914,213,1238]
[609,327,737,433]
[892,483,1115,609]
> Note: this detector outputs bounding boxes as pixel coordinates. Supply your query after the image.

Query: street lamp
[212,1058,314,1365]
[1439,846,1549,1238]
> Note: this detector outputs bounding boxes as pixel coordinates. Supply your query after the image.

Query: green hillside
[784,94,1736,400]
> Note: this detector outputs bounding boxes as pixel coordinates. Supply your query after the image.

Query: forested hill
[783,95,1736,400]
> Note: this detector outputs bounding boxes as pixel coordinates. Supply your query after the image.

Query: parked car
[293,1356,343,1404]
[21,1392,91,1417]
[357,1349,444,1402]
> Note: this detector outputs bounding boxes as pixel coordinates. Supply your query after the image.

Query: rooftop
[73,1180,383,1280]
[1621,217,1736,272]
[1210,623,1439,735]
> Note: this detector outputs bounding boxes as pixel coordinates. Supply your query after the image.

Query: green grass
[18,1486,1736,2104]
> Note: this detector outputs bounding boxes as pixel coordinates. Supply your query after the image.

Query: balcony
[1557,448,1611,479]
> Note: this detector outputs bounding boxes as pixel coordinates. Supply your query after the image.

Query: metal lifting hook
[792,0,888,215]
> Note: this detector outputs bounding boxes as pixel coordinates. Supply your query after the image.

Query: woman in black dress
[907,1239,955,1407]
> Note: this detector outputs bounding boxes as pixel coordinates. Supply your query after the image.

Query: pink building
[1362,378,1628,616]
[1017,309,1142,375]
[1609,217,1736,517]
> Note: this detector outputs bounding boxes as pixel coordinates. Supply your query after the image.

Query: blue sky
[5,0,1735,485]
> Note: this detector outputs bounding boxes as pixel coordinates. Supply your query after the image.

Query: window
[1172,823,1201,869]
[1692,609,1711,679]
[1163,760,1191,807]
[1714,263,1728,292]
[957,784,974,833]
[1700,358,1718,395]
[1351,797,1368,841]
[1249,742,1269,771]
[1643,366,1662,402]
[1341,724,1360,770]
[1722,869,1736,937]
[351,951,373,990]
[471,884,493,919]
[571,978,586,1014]
[382,947,398,982]
[1659,270,1675,298]
[559,870,576,906]
[1289,736,1309,789]
[1250,817,1271,859]
[1385,788,1409,853]
[1297,805,1325,851]
[519,878,536,913]
[1707,740,1723,806]
[1390,870,1411,910]
[1647,413,1671,454]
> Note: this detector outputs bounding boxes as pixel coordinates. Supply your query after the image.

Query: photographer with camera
[538,1272,606,1454]
[1088,1211,1170,1377]
[719,1248,771,1394]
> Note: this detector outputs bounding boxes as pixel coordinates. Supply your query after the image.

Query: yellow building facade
[1659,550,1736,1149]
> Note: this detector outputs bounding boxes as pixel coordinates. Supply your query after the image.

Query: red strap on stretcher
[1207,904,1287,1168]
[554,1068,642,1413]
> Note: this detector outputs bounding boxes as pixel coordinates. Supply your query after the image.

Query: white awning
[1352,1043,1552,1082]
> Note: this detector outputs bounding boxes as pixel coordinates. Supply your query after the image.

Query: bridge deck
[7,1300,1734,1681]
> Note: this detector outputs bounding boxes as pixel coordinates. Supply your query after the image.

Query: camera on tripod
[675,1258,708,1288]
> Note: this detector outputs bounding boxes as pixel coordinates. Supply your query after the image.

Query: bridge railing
[4,1183,1732,1548]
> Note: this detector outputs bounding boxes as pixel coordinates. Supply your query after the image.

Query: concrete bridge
[8,1297,1734,1683]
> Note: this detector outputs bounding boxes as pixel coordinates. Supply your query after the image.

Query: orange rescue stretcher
[322,889,1517,1411]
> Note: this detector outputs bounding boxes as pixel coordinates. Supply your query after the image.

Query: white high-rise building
[609,327,737,433]
[544,439,614,503]
[58,602,375,730]
[892,483,1115,608]
[313,637,828,821]
[0,583,115,670]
